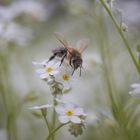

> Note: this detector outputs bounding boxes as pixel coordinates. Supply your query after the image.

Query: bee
[48,32,89,76]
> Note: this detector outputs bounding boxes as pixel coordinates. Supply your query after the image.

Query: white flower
[35,61,59,80]
[0,1,46,21]
[11,1,46,21]
[29,104,53,110]
[1,22,32,46]
[0,21,32,46]
[129,83,140,96]
[55,102,86,124]
[55,66,75,89]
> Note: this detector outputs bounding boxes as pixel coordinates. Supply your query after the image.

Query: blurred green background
[0,0,140,140]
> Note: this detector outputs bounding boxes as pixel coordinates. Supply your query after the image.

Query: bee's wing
[76,38,89,53]
[54,32,69,48]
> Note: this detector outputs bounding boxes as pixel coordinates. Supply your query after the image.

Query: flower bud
[121,23,128,32]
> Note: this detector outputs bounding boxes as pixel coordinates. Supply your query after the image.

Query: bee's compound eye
[60,48,66,54]
[60,50,65,54]
[72,58,81,70]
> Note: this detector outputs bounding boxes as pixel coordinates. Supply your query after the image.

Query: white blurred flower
[0,22,32,46]
[55,102,86,124]
[86,111,99,125]
[55,66,75,89]
[129,83,140,96]
[0,0,46,47]
[11,1,46,21]
[0,1,46,21]
[85,52,102,67]
[35,61,59,80]
[29,104,53,110]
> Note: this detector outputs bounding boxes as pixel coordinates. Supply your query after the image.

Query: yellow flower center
[62,74,69,81]
[46,67,53,73]
[66,110,73,116]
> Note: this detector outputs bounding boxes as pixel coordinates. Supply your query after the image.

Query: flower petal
[40,73,48,79]
[53,62,60,69]
[55,104,66,115]
[47,61,55,67]
[65,103,77,110]
[36,69,45,74]
[29,104,53,110]
[49,70,59,75]
[32,61,39,65]
[58,115,70,124]
[70,116,81,124]
[74,108,84,116]
[32,60,47,66]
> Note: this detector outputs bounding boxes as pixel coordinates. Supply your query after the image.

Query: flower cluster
[33,59,75,91]
[32,56,86,138]
[30,101,86,137]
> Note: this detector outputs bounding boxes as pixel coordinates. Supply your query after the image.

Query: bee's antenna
[79,68,81,76]
[79,65,82,76]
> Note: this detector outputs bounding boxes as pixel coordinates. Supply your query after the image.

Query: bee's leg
[47,54,56,63]
[71,68,76,75]
[59,53,67,66]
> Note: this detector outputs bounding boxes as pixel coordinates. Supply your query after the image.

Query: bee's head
[71,57,83,76]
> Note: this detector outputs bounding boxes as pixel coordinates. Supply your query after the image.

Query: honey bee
[48,32,89,76]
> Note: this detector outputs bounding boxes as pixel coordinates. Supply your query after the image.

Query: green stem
[97,8,119,121]
[99,0,140,74]
[0,56,9,113]
[51,97,57,140]
[46,124,67,140]
[42,112,51,133]
[0,55,17,140]
[7,114,17,140]
[139,53,140,65]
